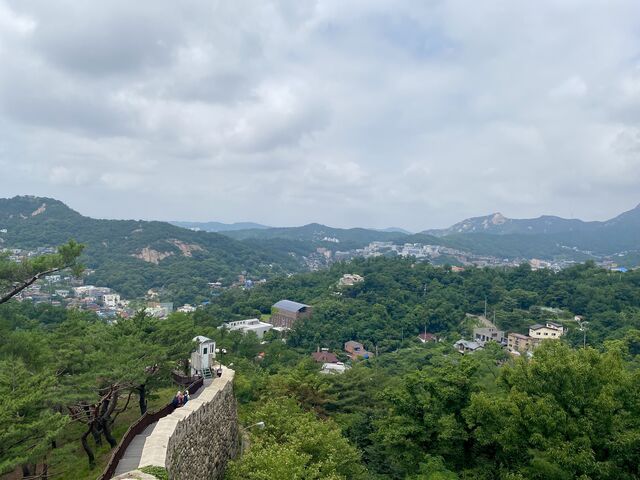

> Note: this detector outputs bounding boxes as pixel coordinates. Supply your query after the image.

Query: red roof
[418,332,437,342]
[312,351,339,363]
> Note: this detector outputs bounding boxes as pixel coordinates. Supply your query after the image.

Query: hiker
[183,391,190,405]
[172,391,182,408]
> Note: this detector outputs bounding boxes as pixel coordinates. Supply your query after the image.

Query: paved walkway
[112,378,213,477]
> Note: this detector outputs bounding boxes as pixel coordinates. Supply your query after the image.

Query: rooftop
[273,299,310,312]
[312,351,339,363]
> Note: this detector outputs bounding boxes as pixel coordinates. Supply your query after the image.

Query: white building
[190,336,216,377]
[338,274,364,286]
[219,318,273,339]
[529,321,565,339]
[177,304,197,313]
[320,362,350,375]
[103,294,121,308]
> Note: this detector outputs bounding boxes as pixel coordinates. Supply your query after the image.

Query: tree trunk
[138,384,148,415]
[21,464,31,478]
[91,422,103,446]
[183,358,190,376]
[100,417,117,448]
[81,429,95,468]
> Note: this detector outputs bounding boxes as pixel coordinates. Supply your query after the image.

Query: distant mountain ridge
[223,222,401,250]
[423,212,597,236]
[1,196,638,297]
[421,204,640,255]
[170,220,270,232]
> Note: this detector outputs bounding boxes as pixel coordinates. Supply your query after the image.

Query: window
[203,347,208,355]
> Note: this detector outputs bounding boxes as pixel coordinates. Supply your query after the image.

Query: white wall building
[219,318,273,339]
[320,362,350,375]
[103,294,121,308]
[177,304,197,313]
[529,321,565,339]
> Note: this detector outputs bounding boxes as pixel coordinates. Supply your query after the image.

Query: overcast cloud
[1,0,639,230]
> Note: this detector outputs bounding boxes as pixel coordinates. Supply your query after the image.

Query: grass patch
[140,465,169,480]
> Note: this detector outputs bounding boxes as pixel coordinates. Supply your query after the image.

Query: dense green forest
[1,253,640,479]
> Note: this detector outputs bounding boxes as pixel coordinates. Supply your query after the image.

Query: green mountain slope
[223,222,401,250]
[170,220,270,232]
[0,196,302,301]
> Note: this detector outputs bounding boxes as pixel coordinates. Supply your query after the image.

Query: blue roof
[273,299,309,312]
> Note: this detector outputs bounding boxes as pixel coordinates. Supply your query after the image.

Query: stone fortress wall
[165,369,238,479]
[113,366,238,480]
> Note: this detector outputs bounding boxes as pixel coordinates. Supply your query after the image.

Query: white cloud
[0,0,639,229]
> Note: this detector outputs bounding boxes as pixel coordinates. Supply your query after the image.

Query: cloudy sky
[1,0,639,230]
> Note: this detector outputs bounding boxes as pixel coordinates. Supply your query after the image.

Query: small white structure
[177,304,197,313]
[338,274,364,286]
[218,318,273,339]
[190,336,216,377]
[454,339,484,354]
[320,362,350,375]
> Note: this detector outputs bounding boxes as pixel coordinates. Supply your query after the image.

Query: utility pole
[484,296,488,318]
[578,320,588,348]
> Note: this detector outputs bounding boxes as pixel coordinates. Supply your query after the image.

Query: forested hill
[170,220,271,232]
[223,222,401,249]
[0,196,302,301]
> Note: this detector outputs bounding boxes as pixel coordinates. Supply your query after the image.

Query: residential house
[473,327,506,345]
[344,341,373,360]
[270,300,312,329]
[454,339,484,354]
[417,332,437,343]
[102,294,121,308]
[177,304,197,313]
[507,333,539,354]
[312,349,339,363]
[529,321,565,339]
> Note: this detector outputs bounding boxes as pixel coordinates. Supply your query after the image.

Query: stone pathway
[112,379,212,477]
